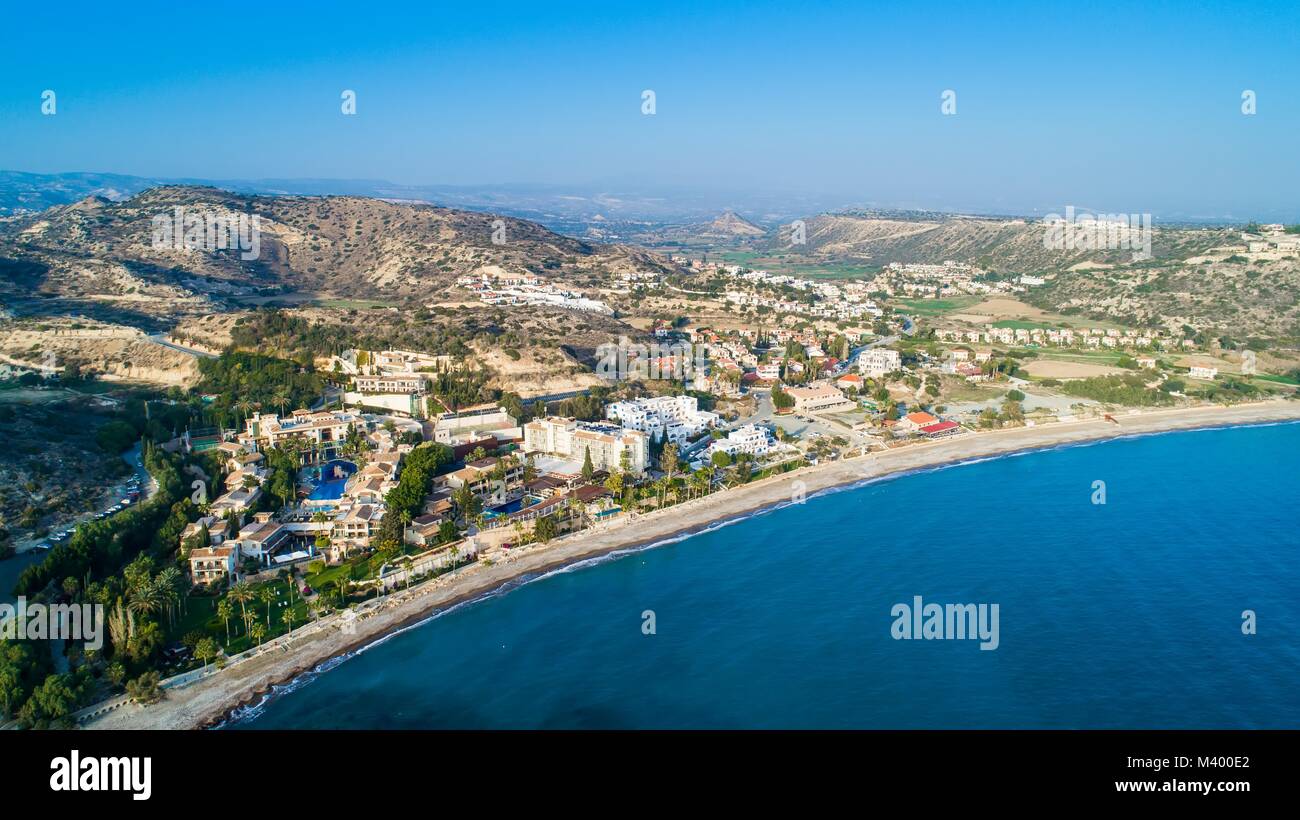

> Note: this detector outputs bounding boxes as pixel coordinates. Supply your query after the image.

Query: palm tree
[128,584,162,618]
[216,598,234,645]
[228,582,254,632]
[195,637,219,670]
[234,399,254,429]
[156,568,184,625]
[272,390,292,417]
[250,623,266,646]
[283,607,296,635]
[259,586,276,630]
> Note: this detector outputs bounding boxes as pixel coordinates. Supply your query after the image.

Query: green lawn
[1252,372,1300,386]
[895,296,981,316]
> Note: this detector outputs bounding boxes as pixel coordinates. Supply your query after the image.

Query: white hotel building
[605,395,720,445]
[705,424,773,460]
[523,417,650,475]
[859,348,901,378]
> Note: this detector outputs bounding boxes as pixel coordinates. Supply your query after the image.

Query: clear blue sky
[2,0,1297,218]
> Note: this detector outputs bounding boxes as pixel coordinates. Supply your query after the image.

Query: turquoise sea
[233,422,1300,729]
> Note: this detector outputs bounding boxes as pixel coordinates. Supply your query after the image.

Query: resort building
[785,383,855,413]
[440,456,525,507]
[1188,365,1219,380]
[432,404,520,445]
[189,546,238,586]
[208,486,261,518]
[331,504,383,553]
[523,416,650,475]
[234,518,291,566]
[239,410,365,465]
[860,348,901,378]
[605,395,720,445]
[705,424,773,460]
[352,372,428,394]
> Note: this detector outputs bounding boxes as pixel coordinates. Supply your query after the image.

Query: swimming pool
[306,460,357,501]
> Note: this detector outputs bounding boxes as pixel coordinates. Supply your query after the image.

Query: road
[147,333,218,359]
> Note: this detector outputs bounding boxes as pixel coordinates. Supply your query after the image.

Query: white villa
[705,425,773,460]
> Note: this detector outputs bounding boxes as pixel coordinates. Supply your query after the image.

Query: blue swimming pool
[306,460,356,501]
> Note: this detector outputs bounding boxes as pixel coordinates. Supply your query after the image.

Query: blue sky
[2,0,1298,218]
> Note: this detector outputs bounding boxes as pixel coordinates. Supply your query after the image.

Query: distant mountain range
[0,171,836,227]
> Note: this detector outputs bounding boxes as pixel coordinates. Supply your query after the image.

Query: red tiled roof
[919,421,960,434]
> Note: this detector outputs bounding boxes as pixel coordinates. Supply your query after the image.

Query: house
[208,486,262,518]
[405,513,449,548]
[756,363,782,381]
[1189,365,1218,380]
[896,411,940,434]
[189,546,238,586]
[1137,356,1157,368]
[835,373,865,392]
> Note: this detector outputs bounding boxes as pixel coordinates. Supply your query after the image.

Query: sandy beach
[85,399,1300,730]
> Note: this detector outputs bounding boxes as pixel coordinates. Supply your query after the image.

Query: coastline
[84,399,1300,730]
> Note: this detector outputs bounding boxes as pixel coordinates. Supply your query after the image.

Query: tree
[259,586,277,630]
[581,447,594,481]
[127,671,163,704]
[771,386,795,410]
[195,638,220,670]
[660,443,679,483]
[534,515,558,543]
[250,623,266,646]
[216,598,234,644]
[229,582,254,634]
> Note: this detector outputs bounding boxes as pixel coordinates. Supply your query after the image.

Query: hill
[0,186,677,319]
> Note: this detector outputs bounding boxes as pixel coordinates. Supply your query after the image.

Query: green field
[719,251,881,280]
[895,296,981,316]
[1253,372,1300,386]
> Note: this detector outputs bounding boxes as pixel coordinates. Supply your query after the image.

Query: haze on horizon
[2,0,1298,220]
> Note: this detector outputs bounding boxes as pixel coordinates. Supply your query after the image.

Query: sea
[230,421,1300,729]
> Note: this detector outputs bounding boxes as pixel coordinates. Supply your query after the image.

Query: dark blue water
[235,422,1300,729]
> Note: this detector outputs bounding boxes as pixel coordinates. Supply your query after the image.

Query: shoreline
[85,399,1300,730]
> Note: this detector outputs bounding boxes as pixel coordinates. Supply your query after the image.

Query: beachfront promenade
[84,399,1300,730]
